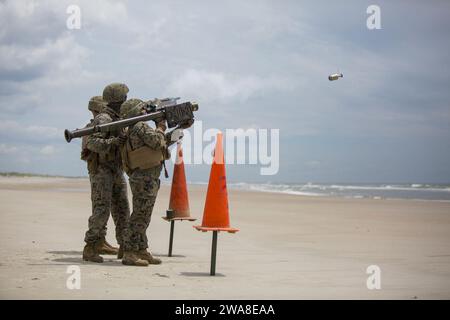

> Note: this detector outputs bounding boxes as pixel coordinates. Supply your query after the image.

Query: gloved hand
[156,120,167,132]
[180,119,194,129]
[118,133,127,145]
[111,134,127,146]
[170,128,184,142]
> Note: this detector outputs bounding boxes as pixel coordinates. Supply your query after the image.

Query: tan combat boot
[117,246,124,259]
[103,238,119,251]
[83,243,103,263]
[137,249,162,265]
[95,237,119,255]
[122,251,149,267]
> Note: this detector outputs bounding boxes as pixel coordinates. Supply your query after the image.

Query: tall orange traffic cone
[194,132,238,275]
[163,140,196,257]
[195,132,239,233]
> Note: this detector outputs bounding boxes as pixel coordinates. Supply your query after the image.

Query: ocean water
[191,182,450,201]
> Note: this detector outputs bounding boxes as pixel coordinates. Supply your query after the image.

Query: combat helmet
[102,83,129,104]
[88,96,106,113]
[120,98,144,119]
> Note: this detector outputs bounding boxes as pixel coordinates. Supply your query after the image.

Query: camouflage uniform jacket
[81,119,97,173]
[127,121,167,154]
[86,107,123,171]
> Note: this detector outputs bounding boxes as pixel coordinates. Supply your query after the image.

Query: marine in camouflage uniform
[82,83,131,263]
[119,99,176,266]
[81,96,119,256]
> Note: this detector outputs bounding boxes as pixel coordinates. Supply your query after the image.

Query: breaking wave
[190,182,450,201]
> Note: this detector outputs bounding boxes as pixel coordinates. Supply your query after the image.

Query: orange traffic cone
[163,140,196,257]
[195,132,239,233]
[164,141,196,221]
[194,132,238,275]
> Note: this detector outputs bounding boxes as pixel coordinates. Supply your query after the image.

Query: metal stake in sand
[194,132,239,276]
[168,219,175,257]
[210,231,218,275]
[164,215,196,257]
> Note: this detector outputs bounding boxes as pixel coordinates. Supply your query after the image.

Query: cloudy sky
[0,0,449,183]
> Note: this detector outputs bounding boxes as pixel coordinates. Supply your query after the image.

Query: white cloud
[0,0,91,120]
[40,145,56,155]
[0,121,62,140]
[165,69,293,104]
[80,0,128,26]
[0,0,131,102]
[0,144,18,155]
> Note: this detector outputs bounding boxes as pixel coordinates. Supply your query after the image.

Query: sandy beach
[0,176,449,299]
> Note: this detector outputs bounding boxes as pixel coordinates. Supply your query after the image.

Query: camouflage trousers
[123,166,162,251]
[84,165,130,246]
[88,170,108,240]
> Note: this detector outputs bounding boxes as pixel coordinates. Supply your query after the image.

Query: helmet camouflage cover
[102,83,129,103]
[120,98,144,119]
[88,96,106,113]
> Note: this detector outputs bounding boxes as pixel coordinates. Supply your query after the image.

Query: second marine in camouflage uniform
[81,96,119,256]
[82,83,130,263]
[119,99,172,266]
